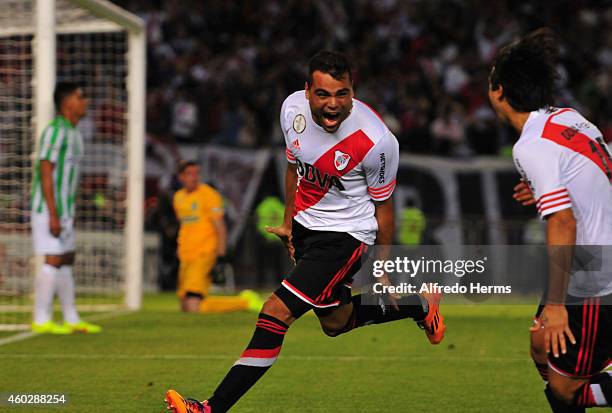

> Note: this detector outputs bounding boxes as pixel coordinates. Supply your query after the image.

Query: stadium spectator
[114,0,611,156]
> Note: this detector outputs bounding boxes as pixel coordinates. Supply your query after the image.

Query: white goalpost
[0,0,145,330]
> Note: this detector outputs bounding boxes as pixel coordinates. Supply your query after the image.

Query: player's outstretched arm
[266,162,297,261]
[40,160,60,237]
[534,209,577,358]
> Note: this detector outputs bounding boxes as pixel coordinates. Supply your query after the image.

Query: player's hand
[534,304,576,358]
[513,180,536,206]
[265,225,295,264]
[49,214,61,238]
[378,272,400,311]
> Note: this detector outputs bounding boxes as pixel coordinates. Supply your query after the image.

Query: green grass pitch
[0,294,558,412]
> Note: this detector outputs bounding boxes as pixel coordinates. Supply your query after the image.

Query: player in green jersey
[31,82,101,334]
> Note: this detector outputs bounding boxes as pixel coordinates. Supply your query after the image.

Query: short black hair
[177,160,198,174]
[53,82,81,111]
[489,27,559,112]
[307,51,352,86]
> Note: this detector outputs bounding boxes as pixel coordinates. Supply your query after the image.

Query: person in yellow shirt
[174,160,261,313]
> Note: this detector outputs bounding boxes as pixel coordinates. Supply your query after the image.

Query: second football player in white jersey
[490,28,612,410]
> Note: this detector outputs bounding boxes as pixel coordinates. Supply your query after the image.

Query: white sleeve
[515,142,572,218]
[363,132,399,201]
[280,97,297,164]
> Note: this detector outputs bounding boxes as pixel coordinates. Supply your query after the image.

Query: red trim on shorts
[576,299,589,375]
[577,383,596,407]
[281,279,341,308]
[582,299,595,375]
[586,298,600,374]
[549,358,593,379]
[317,243,365,302]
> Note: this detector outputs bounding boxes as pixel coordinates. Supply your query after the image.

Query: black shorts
[275,220,368,317]
[536,293,612,378]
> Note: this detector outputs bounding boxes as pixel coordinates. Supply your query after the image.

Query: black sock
[545,385,585,413]
[334,294,427,334]
[574,371,612,407]
[207,313,288,413]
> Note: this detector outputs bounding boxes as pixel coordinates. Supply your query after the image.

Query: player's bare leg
[317,301,353,337]
[548,370,586,405]
[181,295,202,313]
[531,320,549,381]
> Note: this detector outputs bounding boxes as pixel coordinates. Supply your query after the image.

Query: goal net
[0,0,145,331]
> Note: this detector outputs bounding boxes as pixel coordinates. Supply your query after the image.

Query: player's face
[63,88,88,120]
[306,70,353,133]
[488,83,509,124]
[179,165,200,191]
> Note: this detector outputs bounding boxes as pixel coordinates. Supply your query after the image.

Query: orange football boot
[417,289,446,344]
[165,390,211,413]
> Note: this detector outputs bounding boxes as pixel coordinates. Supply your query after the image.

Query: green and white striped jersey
[31,115,83,219]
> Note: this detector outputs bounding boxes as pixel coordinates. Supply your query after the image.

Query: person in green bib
[30,82,101,334]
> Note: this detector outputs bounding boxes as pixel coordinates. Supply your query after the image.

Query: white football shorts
[31,212,75,255]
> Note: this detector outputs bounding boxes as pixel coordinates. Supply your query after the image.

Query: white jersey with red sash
[513,107,612,297]
[281,91,399,245]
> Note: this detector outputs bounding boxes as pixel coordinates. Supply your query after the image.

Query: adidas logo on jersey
[296,159,345,191]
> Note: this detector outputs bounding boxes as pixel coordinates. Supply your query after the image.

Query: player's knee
[530,330,547,363]
[530,343,547,364]
[548,381,576,405]
[321,326,343,337]
[319,318,347,338]
[261,294,294,326]
[548,372,584,405]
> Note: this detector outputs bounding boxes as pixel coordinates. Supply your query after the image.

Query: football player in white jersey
[31,82,101,334]
[489,29,612,410]
[166,51,445,413]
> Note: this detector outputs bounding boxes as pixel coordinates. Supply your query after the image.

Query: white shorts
[31,212,75,255]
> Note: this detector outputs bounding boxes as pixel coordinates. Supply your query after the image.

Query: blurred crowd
[117,0,612,156]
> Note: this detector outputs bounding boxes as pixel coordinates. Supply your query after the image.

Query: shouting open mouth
[322,111,342,130]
